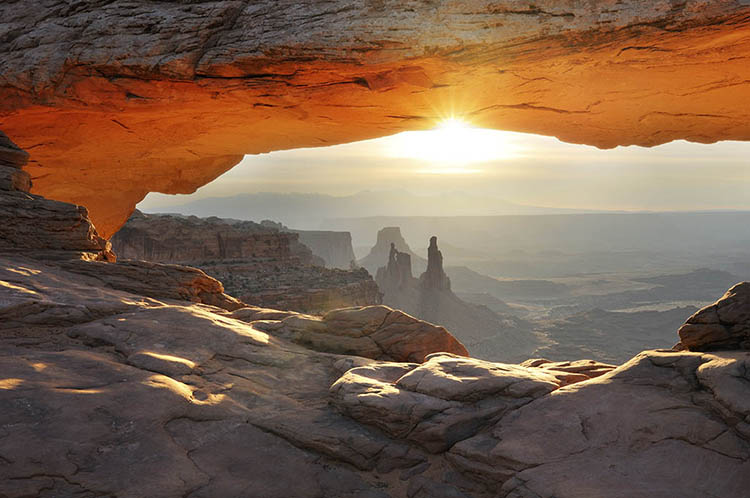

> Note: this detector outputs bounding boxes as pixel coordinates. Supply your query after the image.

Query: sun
[382,118,517,172]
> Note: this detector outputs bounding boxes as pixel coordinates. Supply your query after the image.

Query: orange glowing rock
[0,2,749,236]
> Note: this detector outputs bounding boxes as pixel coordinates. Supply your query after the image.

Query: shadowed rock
[677,281,750,351]
[420,236,451,292]
[0,130,29,168]
[0,133,113,261]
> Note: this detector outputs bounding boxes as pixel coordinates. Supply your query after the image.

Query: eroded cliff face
[260,220,357,269]
[1,1,749,236]
[113,210,301,263]
[111,211,382,314]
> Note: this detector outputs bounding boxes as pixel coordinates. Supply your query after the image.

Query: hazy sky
[140,122,750,212]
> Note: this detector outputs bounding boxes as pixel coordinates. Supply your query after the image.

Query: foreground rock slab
[2,252,750,497]
[450,350,750,498]
[330,353,561,453]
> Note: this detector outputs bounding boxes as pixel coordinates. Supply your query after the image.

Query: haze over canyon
[2,2,750,498]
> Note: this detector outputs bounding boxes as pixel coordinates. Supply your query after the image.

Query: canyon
[2,131,750,496]
[2,3,750,497]
[111,211,380,314]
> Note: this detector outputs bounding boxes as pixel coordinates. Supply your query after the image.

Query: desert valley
[2,2,750,498]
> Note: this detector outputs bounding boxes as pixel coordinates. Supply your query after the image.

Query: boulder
[449,350,750,497]
[262,305,469,362]
[330,353,560,453]
[677,282,750,350]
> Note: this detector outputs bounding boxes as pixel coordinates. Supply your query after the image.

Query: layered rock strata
[113,210,307,263]
[0,133,243,311]
[215,263,382,313]
[677,281,750,351]
[0,131,114,262]
[112,211,382,314]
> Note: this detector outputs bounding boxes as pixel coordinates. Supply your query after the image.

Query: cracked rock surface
[2,211,748,497]
[3,251,750,497]
[1,2,749,234]
[449,350,750,498]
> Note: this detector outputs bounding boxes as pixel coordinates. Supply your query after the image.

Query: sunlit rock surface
[1,154,749,495]
[257,305,469,363]
[1,1,750,235]
[449,350,750,497]
[3,249,750,497]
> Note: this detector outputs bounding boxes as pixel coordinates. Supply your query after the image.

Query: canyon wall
[1,1,749,235]
[261,220,356,269]
[294,230,357,269]
[113,211,298,263]
[111,211,381,314]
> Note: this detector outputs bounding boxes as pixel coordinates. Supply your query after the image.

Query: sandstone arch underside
[1,1,749,237]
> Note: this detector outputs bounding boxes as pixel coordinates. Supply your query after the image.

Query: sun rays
[381,117,519,174]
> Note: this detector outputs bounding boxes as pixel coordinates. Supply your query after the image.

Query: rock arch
[1,1,749,236]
